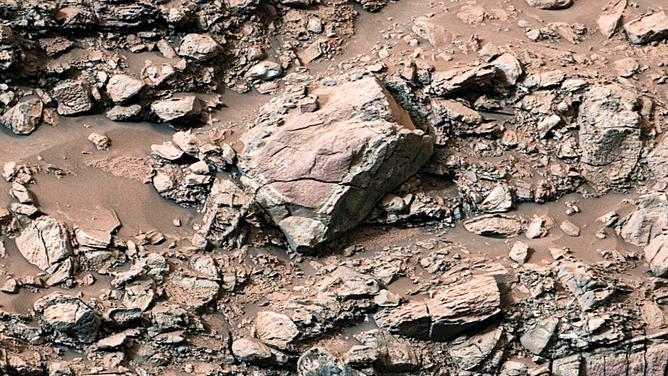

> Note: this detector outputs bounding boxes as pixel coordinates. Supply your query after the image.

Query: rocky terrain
[3,0,668,375]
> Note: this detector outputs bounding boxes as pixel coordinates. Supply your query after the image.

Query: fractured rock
[412,16,452,47]
[560,220,580,237]
[106,104,142,121]
[449,326,503,370]
[34,293,100,343]
[142,63,175,87]
[232,338,288,367]
[16,216,70,271]
[375,275,500,341]
[177,34,220,60]
[520,318,557,355]
[597,0,626,38]
[479,184,513,213]
[256,311,299,349]
[238,77,433,250]
[151,95,201,122]
[52,81,93,116]
[427,65,498,97]
[624,11,668,44]
[297,348,352,376]
[509,241,529,264]
[106,74,144,103]
[578,84,642,188]
[1,98,43,135]
[620,192,668,247]
[525,0,572,9]
[164,274,219,311]
[464,214,523,237]
[354,329,420,372]
[245,61,283,81]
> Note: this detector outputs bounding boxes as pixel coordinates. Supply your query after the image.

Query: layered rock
[238,77,433,250]
[374,275,500,341]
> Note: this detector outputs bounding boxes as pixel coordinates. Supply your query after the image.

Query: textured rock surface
[1,98,43,135]
[151,96,201,122]
[52,81,93,115]
[375,276,500,341]
[15,216,70,271]
[578,84,642,188]
[34,293,100,343]
[106,74,145,103]
[525,0,572,9]
[238,77,433,250]
[624,11,668,44]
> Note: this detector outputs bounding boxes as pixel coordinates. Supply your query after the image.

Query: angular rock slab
[16,216,70,270]
[624,11,668,44]
[34,293,100,343]
[238,77,433,250]
[375,275,501,341]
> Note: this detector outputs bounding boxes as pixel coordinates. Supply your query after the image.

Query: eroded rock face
[238,77,433,250]
[577,84,642,188]
[1,98,43,135]
[375,275,500,341]
[52,81,93,115]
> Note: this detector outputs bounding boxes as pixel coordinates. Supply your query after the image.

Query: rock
[560,220,580,237]
[151,96,201,122]
[256,311,299,349]
[11,203,40,217]
[479,184,513,213]
[52,81,93,115]
[232,338,288,366]
[245,61,283,81]
[1,278,18,293]
[297,347,352,376]
[613,58,639,78]
[596,211,619,227]
[374,289,402,307]
[177,34,220,60]
[524,70,566,89]
[1,98,43,135]
[48,362,73,376]
[75,227,112,249]
[464,214,523,237]
[578,84,642,188]
[354,329,420,372]
[375,275,500,341]
[552,354,582,376]
[344,345,379,367]
[95,332,129,350]
[525,217,546,239]
[412,16,452,47]
[16,216,70,271]
[106,104,142,121]
[509,241,529,264]
[557,262,615,309]
[478,42,500,62]
[34,293,100,343]
[431,99,483,125]
[520,318,557,355]
[10,182,32,204]
[142,63,175,87]
[151,141,184,160]
[427,65,498,96]
[449,326,503,370]
[238,77,433,251]
[87,133,110,150]
[620,193,668,247]
[491,53,523,86]
[164,274,219,311]
[597,0,626,38]
[643,234,668,277]
[106,74,144,103]
[525,0,572,10]
[499,361,528,376]
[537,114,561,139]
[624,11,668,44]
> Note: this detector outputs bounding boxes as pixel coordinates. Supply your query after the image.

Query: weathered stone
[449,326,503,370]
[177,34,220,60]
[10,182,32,204]
[412,16,452,47]
[560,220,580,237]
[256,311,299,349]
[525,0,572,9]
[537,114,561,139]
[34,293,100,343]
[557,262,615,309]
[106,74,144,103]
[151,96,201,122]
[624,11,668,44]
[164,274,219,311]
[232,338,288,366]
[376,276,500,341]
[246,61,283,81]
[552,354,581,376]
[142,63,175,87]
[1,98,43,135]
[106,104,142,121]
[427,65,498,96]
[491,53,523,86]
[151,141,184,160]
[578,84,642,188]
[613,58,639,78]
[52,81,93,115]
[354,329,420,372]
[238,77,433,250]
[597,0,626,38]
[87,133,110,150]
[464,214,523,237]
[643,234,668,277]
[479,184,513,213]
[431,99,483,125]
[16,216,70,271]
[509,241,529,264]
[520,318,557,355]
[620,193,668,247]
[297,348,352,376]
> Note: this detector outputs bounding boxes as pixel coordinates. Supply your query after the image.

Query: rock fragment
[479,184,513,213]
[509,241,529,264]
[449,326,503,370]
[520,318,558,355]
[106,105,142,121]
[87,133,110,150]
[1,98,43,135]
[177,34,220,60]
[597,0,626,38]
[34,293,100,343]
[52,81,93,115]
[613,58,638,78]
[232,338,288,366]
[464,214,523,237]
[15,216,70,271]
[560,220,580,237]
[297,348,352,376]
[106,74,144,103]
[245,61,283,81]
[151,96,201,122]
[256,311,299,349]
[525,0,572,9]
[624,11,668,44]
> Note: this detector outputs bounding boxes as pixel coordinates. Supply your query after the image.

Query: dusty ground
[2,0,668,375]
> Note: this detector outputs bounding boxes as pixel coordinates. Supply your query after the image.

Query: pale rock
[232,338,288,366]
[34,293,100,343]
[624,11,668,44]
[151,141,184,160]
[177,34,220,60]
[613,57,639,78]
[87,133,110,150]
[245,61,283,81]
[520,318,558,355]
[537,114,562,139]
[509,241,529,264]
[479,184,513,213]
[106,74,144,103]
[449,326,503,370]
[464,214,523,237]
[16,216,70,271]
[1,98,43,135]
[525,0,572,9]
[142,63,175,87]
[491,53,523,86]
[106,104,142,121]
[560,220,580,237]
[52,81,93,115]
[597,0,626,38]
[151,95,201,122]
[256,311,299,349]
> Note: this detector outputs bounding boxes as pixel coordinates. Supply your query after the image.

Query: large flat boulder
[238,77,433,250]
[577,84,642,188]
[624,11,668,44]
